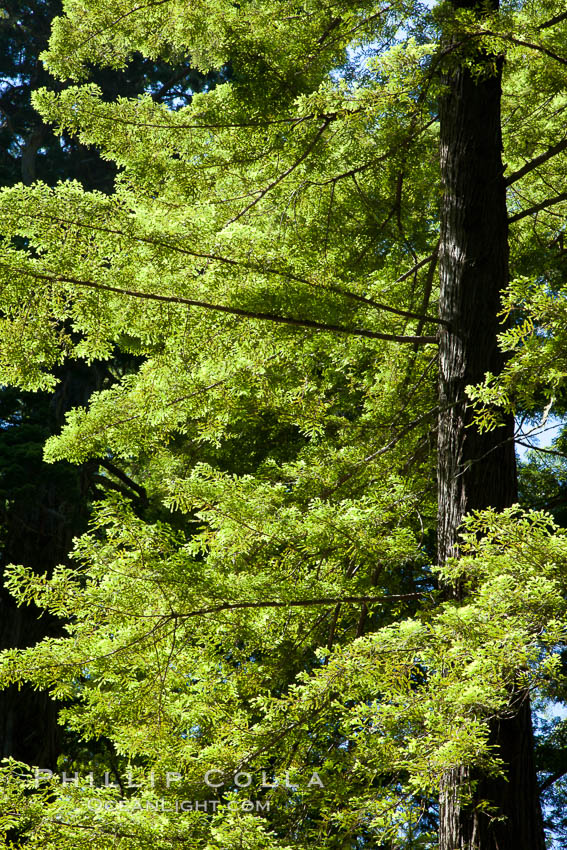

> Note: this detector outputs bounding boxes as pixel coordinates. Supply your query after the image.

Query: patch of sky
[539,700,567,723]
[330,1,439,85]
[517,419,567,748]
[516,414,565,461]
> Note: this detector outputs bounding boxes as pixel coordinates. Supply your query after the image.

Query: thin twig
[226,117,333,225]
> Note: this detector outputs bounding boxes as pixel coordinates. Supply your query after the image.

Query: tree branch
[2,264,438,345]
[515,440,567,459]
[395,252,436,283]
[92,473,142,501]
[98,458,148,500]
[509,191,567,223]
[322,404,442,497]
[75,0,172,51]
[151,66,198,104]
[13,211,446,325]
[505,138,567,186]
[414,241,440,344]
[538,11,567,31]
[538,768,567,793]
[324,280,446,326]
[327,603,341,651]
[483,30,567,68]
[174,593,425,619]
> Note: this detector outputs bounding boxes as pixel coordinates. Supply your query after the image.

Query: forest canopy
[0,1,567,848]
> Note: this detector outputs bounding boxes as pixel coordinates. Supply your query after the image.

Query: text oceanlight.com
[86,798,273,813]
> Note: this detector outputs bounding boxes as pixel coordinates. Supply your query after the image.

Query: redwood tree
[437,3,545,844]
[0,2,566,848]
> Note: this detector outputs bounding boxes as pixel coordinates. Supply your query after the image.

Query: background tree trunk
[437,1,545,847]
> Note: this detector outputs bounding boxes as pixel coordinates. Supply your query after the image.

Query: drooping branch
[12,210,446,325]
[1,263,438,344]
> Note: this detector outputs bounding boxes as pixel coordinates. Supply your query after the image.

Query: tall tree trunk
[437,1,545,847]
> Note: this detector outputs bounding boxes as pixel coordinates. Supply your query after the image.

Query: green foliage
[0,0,567,847]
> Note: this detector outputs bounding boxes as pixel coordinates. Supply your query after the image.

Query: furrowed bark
[437,1,545,847]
